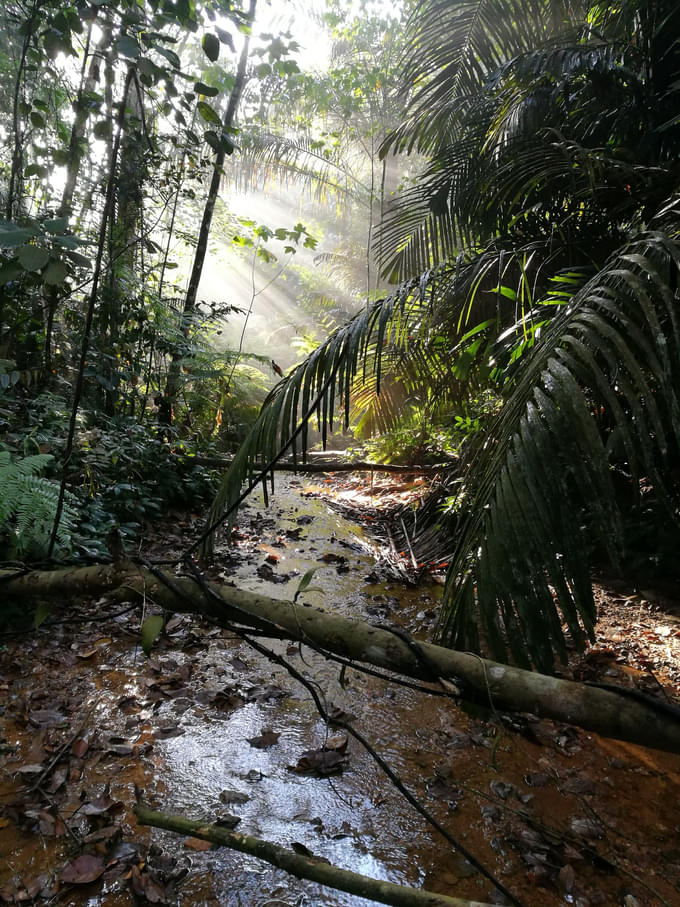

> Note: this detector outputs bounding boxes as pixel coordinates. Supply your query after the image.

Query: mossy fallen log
[134,804,494,907]
[3,562,680,754]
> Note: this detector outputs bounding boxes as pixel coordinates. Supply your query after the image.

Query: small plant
[0,449,78,557]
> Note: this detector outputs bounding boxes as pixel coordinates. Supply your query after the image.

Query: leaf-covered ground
[1,474,679,906]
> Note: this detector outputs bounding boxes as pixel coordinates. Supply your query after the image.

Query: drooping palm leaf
[235,130,371,205]
[376,34,649,280]
[437,227,680,672]
[202,267,446,557]
[388,0,586,155]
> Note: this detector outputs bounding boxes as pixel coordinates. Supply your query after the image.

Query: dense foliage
[209,0,680,670]
[2,0,678,672]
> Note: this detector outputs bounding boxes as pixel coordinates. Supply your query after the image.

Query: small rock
[219,789,249,805]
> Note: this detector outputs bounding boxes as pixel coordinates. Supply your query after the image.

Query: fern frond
[0,452,77,558]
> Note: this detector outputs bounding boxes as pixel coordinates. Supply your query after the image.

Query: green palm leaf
[202,268,444,557]
[437,229,680,671]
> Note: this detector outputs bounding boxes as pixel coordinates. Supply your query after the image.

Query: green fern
[0,450,78,557]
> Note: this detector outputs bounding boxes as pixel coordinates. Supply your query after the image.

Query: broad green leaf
[116,35,141,59]
[24,163,48,178]
[197,101,222,125]
[54,234,89,249]
[155,46,181,69]
[194,82,219,97]
[0,229,36,248]
[203,130,221,153]
[34,601,50,629]
[29,110,46,128]
[18,245,50,272]
[64,249,91,268]
[44,217,69,234]
[138,58,157,79]
[43,259,69,285]
[202,32,220,62]
[216,26,235,50]
[140,615,164,656]
[0,261,22,284]
[204,130,235,154]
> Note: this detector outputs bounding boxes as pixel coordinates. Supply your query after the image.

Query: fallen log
[184,454,453,474]
[135,805,493,907]
[3,563,680,754]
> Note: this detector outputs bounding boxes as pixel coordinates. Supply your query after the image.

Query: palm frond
[234,131,370,205]
[386,0,586,155]
[437,228,680,671]
[350,336,464,438]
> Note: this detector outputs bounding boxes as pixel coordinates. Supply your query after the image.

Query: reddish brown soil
[1,474,679,906]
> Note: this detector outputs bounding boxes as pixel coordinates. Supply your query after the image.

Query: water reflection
[154,478,443,905]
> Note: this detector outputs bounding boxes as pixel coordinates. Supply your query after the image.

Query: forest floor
[1,472,680,907]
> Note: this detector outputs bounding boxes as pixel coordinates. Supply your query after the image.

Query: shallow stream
[2,476,679,906]
[151,476,457,905]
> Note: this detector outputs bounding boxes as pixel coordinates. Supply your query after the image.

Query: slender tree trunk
[41,22,101,389]
[140,110,196,417]
[164,0,257,409]
[47,68,135,557]
[6,4,40,220]
[104,75,147,414]
[59,22,110,218]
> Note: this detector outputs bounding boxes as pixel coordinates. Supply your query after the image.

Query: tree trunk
[59,22,111,217]
[134,805,493,907]
[3,562,680,754]
[46,69,135,557]
[183,453,455,473]
[165,0,257,409]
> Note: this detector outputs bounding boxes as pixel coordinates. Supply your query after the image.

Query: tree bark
[135,805,492,907]
[183,454,454,474]
[165,0,257,408]
[3,562,680,754]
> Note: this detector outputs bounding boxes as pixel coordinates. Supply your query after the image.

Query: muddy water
[155,477,454,905]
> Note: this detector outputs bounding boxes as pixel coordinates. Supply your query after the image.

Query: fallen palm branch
[2,562,680,754]
[135,804,494,907]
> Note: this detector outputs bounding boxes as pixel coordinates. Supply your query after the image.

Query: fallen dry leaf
[60,853,106,884]
[289,746,349,776]
[184,836,212,851]
[247,728,280,749]
[81,794,123,816]
[28,710,67,729]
